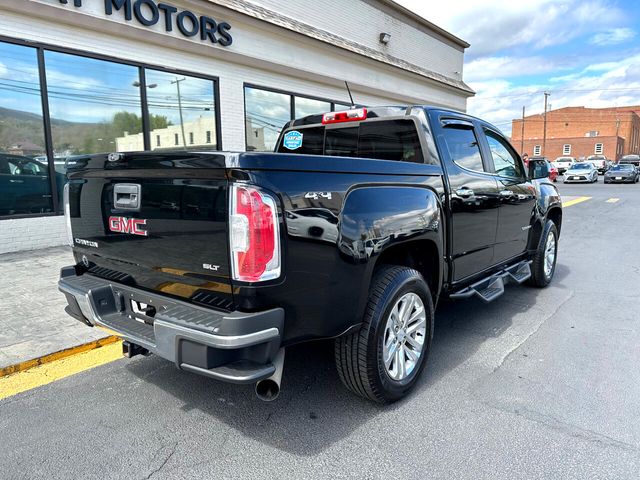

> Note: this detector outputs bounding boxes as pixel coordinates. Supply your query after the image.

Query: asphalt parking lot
[1,179,639,479]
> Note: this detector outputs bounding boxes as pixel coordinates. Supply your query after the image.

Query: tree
[150,114,171,130]
[112,111,142,136]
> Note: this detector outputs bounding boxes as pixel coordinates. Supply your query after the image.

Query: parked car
[604,164,639,183]
[564,162,599,183]
[552,156,575,174]
[59,105,562,404]
[586,155,609,174]
[0,153,61,215]
[619,154,640,167]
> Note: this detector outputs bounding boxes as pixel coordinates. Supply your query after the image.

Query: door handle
[9,179,24,183]
[114,183,141,211]
[455,188,474,198]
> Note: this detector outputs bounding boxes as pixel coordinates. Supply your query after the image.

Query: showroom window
[45,51,143,159]
[0,38,220,218]
[0,42,53,216]
[244,84,351,151]
[145,69,218,151]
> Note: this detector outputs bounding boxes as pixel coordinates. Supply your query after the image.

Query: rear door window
[441,126,486,172]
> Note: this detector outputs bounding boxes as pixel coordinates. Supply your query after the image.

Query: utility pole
[520,106,525,154]
[171,77,187,148]
[542,91,550,156]
[615,118,620,159]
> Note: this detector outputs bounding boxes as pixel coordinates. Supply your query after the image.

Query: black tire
[527,220,558,288]
[335,265,434,403]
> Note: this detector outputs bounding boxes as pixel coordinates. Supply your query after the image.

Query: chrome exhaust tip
[255,348,284,402]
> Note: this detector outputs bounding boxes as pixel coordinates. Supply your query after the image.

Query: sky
[396,0,640,136]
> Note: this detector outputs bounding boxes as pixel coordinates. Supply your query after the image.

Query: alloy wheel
[382,292,426,381]
[544,230,556,278]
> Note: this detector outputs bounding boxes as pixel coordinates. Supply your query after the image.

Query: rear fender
[339,186,443,321]
[527,181,562,250]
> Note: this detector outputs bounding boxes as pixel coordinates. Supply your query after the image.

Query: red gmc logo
[108,216,148,236]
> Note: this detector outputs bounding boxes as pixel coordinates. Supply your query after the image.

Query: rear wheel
[335,265,434,403]
[528,220,558,288]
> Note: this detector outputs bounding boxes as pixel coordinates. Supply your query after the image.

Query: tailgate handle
[114,183,141,211]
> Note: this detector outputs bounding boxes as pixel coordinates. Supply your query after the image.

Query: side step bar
[449,260,532,303]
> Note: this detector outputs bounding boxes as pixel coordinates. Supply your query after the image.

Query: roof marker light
[322,108,367,124]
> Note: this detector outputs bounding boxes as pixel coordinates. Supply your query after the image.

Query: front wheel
[528,220,558,288]
[335,265,434,403]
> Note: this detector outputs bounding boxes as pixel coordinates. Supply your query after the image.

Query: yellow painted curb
[0,335,120,378]
[0,340,123,401]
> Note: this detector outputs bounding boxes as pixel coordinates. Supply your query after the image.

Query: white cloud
[0,61,7,78]
[395,0,625,57]
[465,56,568,81]
[590,28,636,46]
[467,53,640,137]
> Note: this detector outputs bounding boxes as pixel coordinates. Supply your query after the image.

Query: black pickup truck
[59,106,562,403]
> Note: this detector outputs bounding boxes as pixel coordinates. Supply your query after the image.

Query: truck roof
[283,105,499,132]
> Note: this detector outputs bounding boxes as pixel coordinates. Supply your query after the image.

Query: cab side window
[441,125,485,172]
[484,129,524,178]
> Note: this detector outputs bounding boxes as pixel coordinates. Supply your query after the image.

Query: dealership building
[0,0,472,253]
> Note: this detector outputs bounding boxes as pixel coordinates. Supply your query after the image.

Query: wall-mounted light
[379,32,391,45]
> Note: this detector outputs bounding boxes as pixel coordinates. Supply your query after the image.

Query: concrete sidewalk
[0,246,108,369]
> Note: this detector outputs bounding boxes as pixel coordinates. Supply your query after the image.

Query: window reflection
[0,42,53,215]
[45,51,142,157]
[294,97,330,118]
[245,87,291,152]
[144,70,217,150]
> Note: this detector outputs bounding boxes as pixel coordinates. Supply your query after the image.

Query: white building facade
[0,0,472,253]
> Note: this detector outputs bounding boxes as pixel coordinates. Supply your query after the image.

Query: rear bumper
[604,177,634,183]
[563,177,589,183]
[58,266,283,384]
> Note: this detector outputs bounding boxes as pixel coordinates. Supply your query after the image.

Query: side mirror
[528,159,549,180]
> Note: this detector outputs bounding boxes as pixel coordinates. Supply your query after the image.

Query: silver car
[564,162,598,183]
[604,164,639,183]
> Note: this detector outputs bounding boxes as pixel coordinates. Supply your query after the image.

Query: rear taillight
[63,183,73,247]
[230,184,280,282]
[322,108,367,124]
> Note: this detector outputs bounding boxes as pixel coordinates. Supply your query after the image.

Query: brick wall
[512,106,640,159]
[0,216,67,254]
[519,136,623,161]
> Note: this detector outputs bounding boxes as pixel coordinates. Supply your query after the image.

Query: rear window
[276,119,426,163]
[326,127,358,157]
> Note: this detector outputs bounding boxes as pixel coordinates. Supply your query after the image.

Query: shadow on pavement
[125,263,569,456]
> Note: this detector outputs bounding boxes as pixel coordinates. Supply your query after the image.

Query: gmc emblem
[108,216,148,236]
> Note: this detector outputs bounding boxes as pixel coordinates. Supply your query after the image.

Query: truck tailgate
[67,152,234,311]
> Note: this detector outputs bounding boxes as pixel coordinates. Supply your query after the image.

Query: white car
[552,156,575,175]
[563,162,598,183]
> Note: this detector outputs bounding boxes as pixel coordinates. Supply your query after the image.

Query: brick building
[511,106,640,160]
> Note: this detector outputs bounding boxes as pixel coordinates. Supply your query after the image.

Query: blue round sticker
[283,130,303,150]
